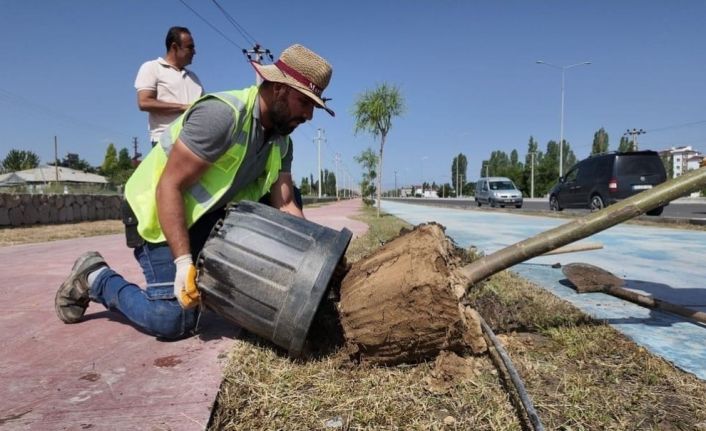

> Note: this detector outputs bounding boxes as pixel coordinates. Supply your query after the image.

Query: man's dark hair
[165,26,191,51]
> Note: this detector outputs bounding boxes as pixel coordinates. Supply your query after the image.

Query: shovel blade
[562,262,625,293]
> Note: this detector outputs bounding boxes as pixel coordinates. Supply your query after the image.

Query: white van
[475,177,523,208]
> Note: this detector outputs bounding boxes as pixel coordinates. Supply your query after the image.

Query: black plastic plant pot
[196,201,352,356]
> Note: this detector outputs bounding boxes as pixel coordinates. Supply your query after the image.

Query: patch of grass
[344,206,413,262]
[467,270,594,333]
[0,220,123,246]
[469,270,706,430]
[210,341,519,430]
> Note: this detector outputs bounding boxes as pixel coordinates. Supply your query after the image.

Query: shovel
[562,262,706,325]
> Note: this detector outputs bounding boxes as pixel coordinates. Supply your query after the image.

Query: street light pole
[420,156,428,195]
[530,151,536,199]
[394,170,398,197]
[536,60,591,177]
[456,155,459,199]
[315,128,325,197]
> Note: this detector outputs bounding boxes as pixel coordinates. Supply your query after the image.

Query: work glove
[173,254,200,309]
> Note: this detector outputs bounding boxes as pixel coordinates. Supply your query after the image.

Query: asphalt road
[387,197,706,222]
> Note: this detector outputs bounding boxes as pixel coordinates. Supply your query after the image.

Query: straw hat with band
[251,44,335,117]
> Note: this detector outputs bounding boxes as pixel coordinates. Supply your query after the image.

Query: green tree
[450,153,467,196]
[591,127,610,155]
[535,139,578,195]
[2,149,40,172]
[661,153,674,179]
[321,169,337,197]
[488,150,510,178]
[354,147,379,202]
[309,173,317,196]
[507,149,524,188]
[521,137,541,197]
[463,181,475,196]
[353,83,405,216]
[618,135,634,152]
[300,176,311,196]
[560,139,577,174]
[118,148,133,170]
[439,182,452,198]
[60,153,95,173]
[101,143,118,177]
[104,147,135,185]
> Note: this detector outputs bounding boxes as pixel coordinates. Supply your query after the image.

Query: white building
[659,146,703,178]
[658,146,705,197]
[0,166,108,193]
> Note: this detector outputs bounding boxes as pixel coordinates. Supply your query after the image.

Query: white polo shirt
[134,57,204,142]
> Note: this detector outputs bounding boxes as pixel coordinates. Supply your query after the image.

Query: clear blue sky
[2,0,705,191]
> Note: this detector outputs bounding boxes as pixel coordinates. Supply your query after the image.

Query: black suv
[548,150,667,215]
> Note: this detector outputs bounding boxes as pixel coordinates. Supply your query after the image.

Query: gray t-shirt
[178,98,293,209]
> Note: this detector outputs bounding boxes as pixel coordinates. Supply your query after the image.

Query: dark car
[548,150,667,215]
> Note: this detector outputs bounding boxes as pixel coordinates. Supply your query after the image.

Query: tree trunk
[377,134,386,218]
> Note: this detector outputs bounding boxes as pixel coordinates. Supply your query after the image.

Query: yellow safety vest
[125,86,290,243]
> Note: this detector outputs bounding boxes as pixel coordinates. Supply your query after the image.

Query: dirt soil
[337,223,486,365]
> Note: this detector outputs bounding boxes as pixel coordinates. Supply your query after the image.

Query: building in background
[658,146,704,178]
[658,146,705,197]
[0,166,109,194]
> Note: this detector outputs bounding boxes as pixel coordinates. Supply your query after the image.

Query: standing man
[55,44,334,339]
[135,26,204,146]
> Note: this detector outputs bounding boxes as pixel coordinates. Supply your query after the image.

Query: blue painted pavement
[381,200,706,380]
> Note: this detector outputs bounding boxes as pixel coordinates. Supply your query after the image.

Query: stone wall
[0,193,122,227]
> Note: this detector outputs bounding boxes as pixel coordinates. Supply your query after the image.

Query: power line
[646,119,706,133]
[211,0,259,47]
[176,0,245,50]
[0,87,130,139]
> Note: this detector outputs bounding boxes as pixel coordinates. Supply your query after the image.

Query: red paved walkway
[303,198,369,238]
[0,199,366,430]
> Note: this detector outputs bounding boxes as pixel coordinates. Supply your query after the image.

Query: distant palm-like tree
[2,149,40,172]
[353,83,405,217]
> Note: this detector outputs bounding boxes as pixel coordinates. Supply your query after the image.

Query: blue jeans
[96,192,303,339]
[89,242,199,339]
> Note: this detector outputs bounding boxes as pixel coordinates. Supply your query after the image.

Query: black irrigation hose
[479,316,545,431]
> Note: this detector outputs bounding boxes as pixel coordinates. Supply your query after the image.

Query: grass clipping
[209,206,706,430]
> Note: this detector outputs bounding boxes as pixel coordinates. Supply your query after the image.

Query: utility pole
[132,137,142,166]
[345,170,350,198]
[343,170,347,198]
[334,152,340,199]
[243,44,273,84]
[530,152,536,199]
[460,156,464,198]
[315,128,325,197]
[456,155,459,198]
[54,136,59,182]
[394,170,398,197]
[624,128,646,151]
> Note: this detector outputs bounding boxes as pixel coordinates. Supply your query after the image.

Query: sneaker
[55,251,107,324]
